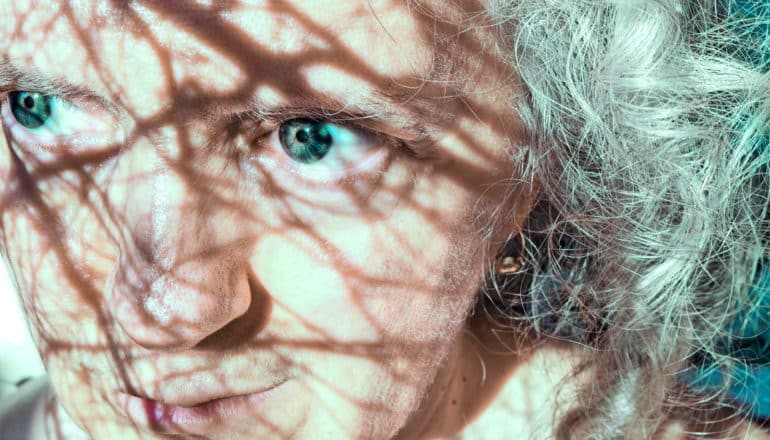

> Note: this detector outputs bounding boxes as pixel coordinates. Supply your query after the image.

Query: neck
[397,313,583,439]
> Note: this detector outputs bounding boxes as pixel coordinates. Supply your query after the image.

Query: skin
[0,1,551,438]
[4,2,768,439]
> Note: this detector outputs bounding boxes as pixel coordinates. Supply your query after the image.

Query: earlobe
[494,231,527,275]
[491,175,541,248]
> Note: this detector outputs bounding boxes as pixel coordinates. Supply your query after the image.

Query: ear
[489,176,542,254]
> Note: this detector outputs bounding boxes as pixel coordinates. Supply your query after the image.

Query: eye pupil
[279,119,333,164]
[296,129,310,143]
[9,92,52,130]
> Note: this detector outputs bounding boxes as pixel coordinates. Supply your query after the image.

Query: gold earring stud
[494,232,527,275]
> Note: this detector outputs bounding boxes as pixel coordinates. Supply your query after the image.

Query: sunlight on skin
[0,1,572,439]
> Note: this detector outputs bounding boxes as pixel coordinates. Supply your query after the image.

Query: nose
[108,141,254,350]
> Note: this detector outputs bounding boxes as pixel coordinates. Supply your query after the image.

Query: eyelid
[0,89,116,122]
[237,114,393,185]
[1,91,121,152]
[242,108,376,130]
[238,108,407,154]
[254,131,391,186]
[262,110,435,160]
[51,93,119,121]
[0,77,120,116]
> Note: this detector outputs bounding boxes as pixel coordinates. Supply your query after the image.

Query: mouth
[118,378,292,435]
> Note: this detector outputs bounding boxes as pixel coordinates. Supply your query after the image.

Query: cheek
[0,205,123,437]
[0,173,117,339]
[252,204,483,344]
[0,132,121,414]
[248,165,486,431]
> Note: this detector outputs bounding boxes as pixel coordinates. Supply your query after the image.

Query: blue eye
[264,117,388,181]
[10,92,52,129]
[2,91,118,151]
[279,118,334,164]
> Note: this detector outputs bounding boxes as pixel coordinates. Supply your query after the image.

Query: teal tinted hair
[725,0,769,71]
[482,0,770,437]
[686,0,770,423]
[688,268,770,420]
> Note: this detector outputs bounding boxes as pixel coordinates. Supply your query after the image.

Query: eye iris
[9,92,52,129]
[279,119,333,164]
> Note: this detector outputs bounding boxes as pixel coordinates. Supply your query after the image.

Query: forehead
[0,0,435,114]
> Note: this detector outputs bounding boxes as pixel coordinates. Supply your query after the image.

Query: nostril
[108,258,254,351]
[195,272,272,351]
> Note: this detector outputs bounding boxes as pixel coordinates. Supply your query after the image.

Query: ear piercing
[495,232,527,275]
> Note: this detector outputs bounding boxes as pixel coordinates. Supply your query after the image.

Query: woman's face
[0,1,528,438]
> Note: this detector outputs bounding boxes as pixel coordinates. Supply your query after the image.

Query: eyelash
[0,90,404,185]
[240,114,400,183]
[239,111,394,142]
[0,86,412,151]
[0,91,121,156]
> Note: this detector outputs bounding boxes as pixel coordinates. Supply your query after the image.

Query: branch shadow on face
[0,1,540,438]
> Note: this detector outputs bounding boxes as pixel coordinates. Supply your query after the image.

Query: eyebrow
[243,89,441,145]
[0,56,444,150]
[0,57,118,112]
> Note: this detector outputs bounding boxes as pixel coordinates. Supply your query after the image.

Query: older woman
[0,0,767,439]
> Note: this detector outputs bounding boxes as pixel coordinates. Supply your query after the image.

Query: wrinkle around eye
[0,91,123,157]
[253,126,393,185]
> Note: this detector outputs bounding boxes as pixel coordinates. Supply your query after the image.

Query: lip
[118,379,291,435]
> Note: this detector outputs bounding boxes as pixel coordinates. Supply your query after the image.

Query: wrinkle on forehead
[0,0,520,168]
[1,0,444,118]
[127,0,435,85]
